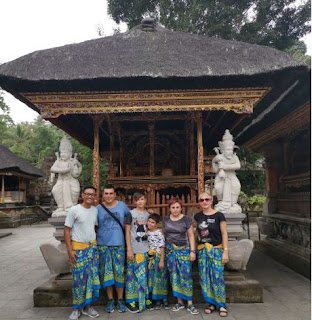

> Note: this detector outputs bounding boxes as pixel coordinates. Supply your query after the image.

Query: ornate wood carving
[92,116,102,202]
[21,88,270,118]
[196,112,204,194]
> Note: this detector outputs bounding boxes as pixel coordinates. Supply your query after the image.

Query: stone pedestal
[48,217,66,242]
[224,213,246,240]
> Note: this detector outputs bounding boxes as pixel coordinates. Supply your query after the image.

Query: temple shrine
[0,19,310,276]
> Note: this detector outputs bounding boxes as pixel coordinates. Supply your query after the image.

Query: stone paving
[0,223,310,320]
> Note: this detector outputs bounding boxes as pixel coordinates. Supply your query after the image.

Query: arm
[125,224,134,261]
[158,247,165,270]
[187,226,196,261]
[219,156,241,171]
[64,226,77,264]
[220,221,229,265]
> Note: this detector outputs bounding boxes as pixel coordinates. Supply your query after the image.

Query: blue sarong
[147,250,168,300]
[71,241,100,309]
[125,253,149,311]
[166,243,193,300]
[98,245,125,288]
[198,243,226,308]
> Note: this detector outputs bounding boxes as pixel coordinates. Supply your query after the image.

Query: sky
[0,0,311,123]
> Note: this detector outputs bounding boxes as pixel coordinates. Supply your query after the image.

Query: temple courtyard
[0,223,310,320]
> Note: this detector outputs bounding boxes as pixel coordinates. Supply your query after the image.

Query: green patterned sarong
[125,253,149,311]
[198,243,226,308]
[72,242,100,309]
[166,243,193,300]
[147,250,168,300]
[98,245,125,288]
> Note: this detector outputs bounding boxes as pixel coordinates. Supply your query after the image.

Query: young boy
[64,186,100,320]
[147,213,169,309]
[125,192,152,313]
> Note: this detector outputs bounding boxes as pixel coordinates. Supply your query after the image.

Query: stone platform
[34,269,262,307]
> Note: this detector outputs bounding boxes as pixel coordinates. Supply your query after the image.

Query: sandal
[219,307,228,317]
[204,304,215,314]
[187,304,199,315]
[171,302,185,311]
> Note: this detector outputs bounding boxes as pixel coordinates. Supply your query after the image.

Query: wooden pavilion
[0,20,310,271]
[0,144,43,205]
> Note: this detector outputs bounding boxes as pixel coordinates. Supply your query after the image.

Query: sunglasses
[199,198,212,202]
[84,193,95,197]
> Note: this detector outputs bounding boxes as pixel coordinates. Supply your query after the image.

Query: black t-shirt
[194,211,226,246]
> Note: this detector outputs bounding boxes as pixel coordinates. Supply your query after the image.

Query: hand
[222,251,229,265]
[189,252,196,261]
[127,249,134,261]
[68,250,77,264]
[158,260,164,270]
[218,161,224,169]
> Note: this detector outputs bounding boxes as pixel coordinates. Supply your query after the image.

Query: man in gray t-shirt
[64,186,100,320]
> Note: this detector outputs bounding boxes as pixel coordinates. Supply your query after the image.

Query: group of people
[64,184,229,319]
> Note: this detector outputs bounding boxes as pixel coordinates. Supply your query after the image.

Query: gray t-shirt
[64,204,98,243]
[163,215,192,246]
[125,209,149,254]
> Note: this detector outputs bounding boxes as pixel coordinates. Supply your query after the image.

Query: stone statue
[212,129,242,214]
[51,137,82,217]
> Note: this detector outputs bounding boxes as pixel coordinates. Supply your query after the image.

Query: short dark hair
[133,192,145,201]
[82,186,97,193]
[148,213,160,224]
[102,184,115,192]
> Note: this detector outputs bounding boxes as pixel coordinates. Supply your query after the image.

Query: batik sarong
[166,243,193,300]
[198,243,226,308]
[71,240,100,309]
[98,245,125,288]
[147,249,168,300]
[125,253,149,311]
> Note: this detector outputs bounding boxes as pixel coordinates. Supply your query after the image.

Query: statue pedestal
[48,217,66,242]
[224,213,246,240]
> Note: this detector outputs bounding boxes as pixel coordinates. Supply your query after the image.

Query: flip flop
[204,304,215,314]
[219,308,228,317]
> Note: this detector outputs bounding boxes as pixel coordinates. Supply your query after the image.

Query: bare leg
[116,286,124,300]
[106,286,113,300]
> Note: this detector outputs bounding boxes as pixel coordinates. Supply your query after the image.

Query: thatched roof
[0,145,43,178]
[0,23,306,84]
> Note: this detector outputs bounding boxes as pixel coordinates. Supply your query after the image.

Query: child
[125,192,152,313]
[147,213,169,309]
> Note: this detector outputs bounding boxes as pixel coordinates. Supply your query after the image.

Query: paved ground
[0,223,310,320]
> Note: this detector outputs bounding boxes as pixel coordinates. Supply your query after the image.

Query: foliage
[1,114,108,190]
[236,146,266,195]
[286,40,311,65]
[0,91,13,144]
[239,191,266,211]
[108,0,311,52]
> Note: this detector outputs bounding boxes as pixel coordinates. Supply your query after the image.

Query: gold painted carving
[21,88,270,119]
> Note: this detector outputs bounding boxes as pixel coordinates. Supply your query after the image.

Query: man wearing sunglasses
[64,186,100,320]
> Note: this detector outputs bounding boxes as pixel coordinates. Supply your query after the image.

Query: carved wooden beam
[22,88,270,118]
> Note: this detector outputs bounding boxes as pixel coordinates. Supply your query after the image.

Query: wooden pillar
[149,123,155,176]
[117,125,124,177]
[108,118,115,178]
[189,118,195,175]
[197,112,204,194]
[93,116,102,203]
[1,175,5,203]
[18,176,21,202]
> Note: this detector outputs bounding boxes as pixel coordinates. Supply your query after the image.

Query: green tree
[0,91,13,144]
[108,0,311,51]
[236,146,266,195]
